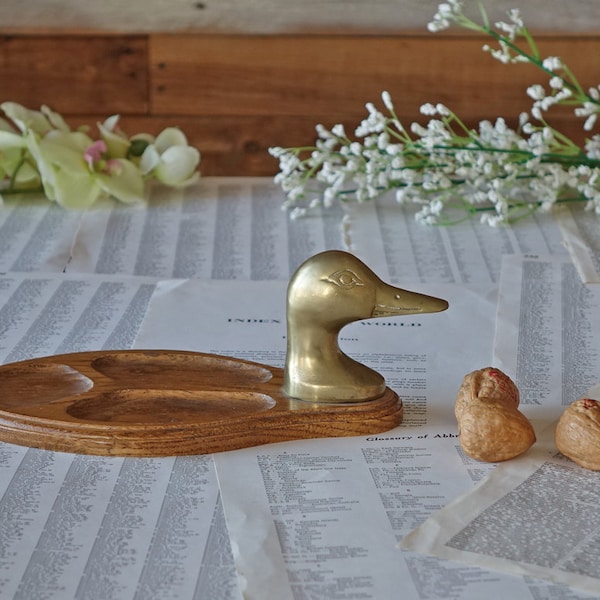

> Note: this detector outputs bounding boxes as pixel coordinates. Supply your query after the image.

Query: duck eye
[326,269,365,289]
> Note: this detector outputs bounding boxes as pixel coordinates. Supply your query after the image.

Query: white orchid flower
[0,103,200,207]
[139,127,200,187]
[26,131,144,208]
[1,102,55,135]
[0,117,25,144]
[0,118,31,181]
[40,105,71,132]
[0,123,39,186]
[97,114,131,159]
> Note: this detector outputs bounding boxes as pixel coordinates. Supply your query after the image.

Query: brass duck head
[283,250,448,404]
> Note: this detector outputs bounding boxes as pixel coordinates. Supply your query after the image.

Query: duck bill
[372,283,449,317]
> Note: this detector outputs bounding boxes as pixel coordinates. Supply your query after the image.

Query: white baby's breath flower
[381,91,394,111]
[288,186,306,202]
[377,132,390,149]
[270,2,600,227]
[575,101,600,131]
[508,8,523,28]
[527,84,546,100]
[485,40,516,64]
[584,114,598,132]
[436,3,454,18]
[331,124,347,138]
[289,206,307,219]
[480,213,502,227]
[585,135,600,159]
[542,56,563,71]
[531,106,543,121]
[518,112,530,127]
[420,103,437,116]
[435,103,450,116]
[427,18,450,33]
[494,9,523,41]
[427,0,463,32]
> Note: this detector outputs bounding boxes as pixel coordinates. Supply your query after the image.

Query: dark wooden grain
[0,35,148,114]
[0,32,597,175]
[0,350,404,456]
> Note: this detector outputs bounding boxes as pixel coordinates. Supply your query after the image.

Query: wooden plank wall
[0,33,598,176]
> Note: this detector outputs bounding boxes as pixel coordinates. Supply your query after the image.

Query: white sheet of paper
[0,179,343,281]
[216,413,600,600]
[132,277,594,598]
[400,424,600,596]
[0,272,157,362]
[399,254,600,596]
[215,428,500,600]
[0,273,241,600]
[1,183,595,599]
[494,254,600,424]
[0,197,82,272]
[67,178,345,279]
[133,278,496,428]
[0,180,571,289]
[555,203,600,283]
[342,192,568,285]
[0,179,341,600]
[129,200,594,598]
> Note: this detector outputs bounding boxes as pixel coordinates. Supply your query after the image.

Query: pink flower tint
[104,159,123,176]
[84,140,107,169]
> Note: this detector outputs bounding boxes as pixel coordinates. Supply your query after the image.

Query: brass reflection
[283,250,448,404]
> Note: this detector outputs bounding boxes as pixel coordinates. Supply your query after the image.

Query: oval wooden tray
[0,350,403,456]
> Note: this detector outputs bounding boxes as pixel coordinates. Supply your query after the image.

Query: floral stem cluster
[270,1,600,226]
[0,103,200,208]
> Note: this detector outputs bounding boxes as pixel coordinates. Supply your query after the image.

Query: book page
[67,178,344,279]
[494,254,600,423]
[400,425,600,596]
[0,185,595,599]
[0,197,81,273]
[343,193,568,284]
[400,254,600,595]
[555,203,600,283]
[132,277,595,598]
[0,273,241,600]
[133,278,495,428]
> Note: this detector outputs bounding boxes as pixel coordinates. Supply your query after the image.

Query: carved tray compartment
[0,350,403,456]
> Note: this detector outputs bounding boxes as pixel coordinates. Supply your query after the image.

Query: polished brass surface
[283,250,449,404]
[0,249,440,454]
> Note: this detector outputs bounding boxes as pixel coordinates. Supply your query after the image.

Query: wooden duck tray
[0,350,403,456]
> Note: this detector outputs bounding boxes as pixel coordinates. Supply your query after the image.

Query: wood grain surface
[0,350,403,456]
[0,31,597,175]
